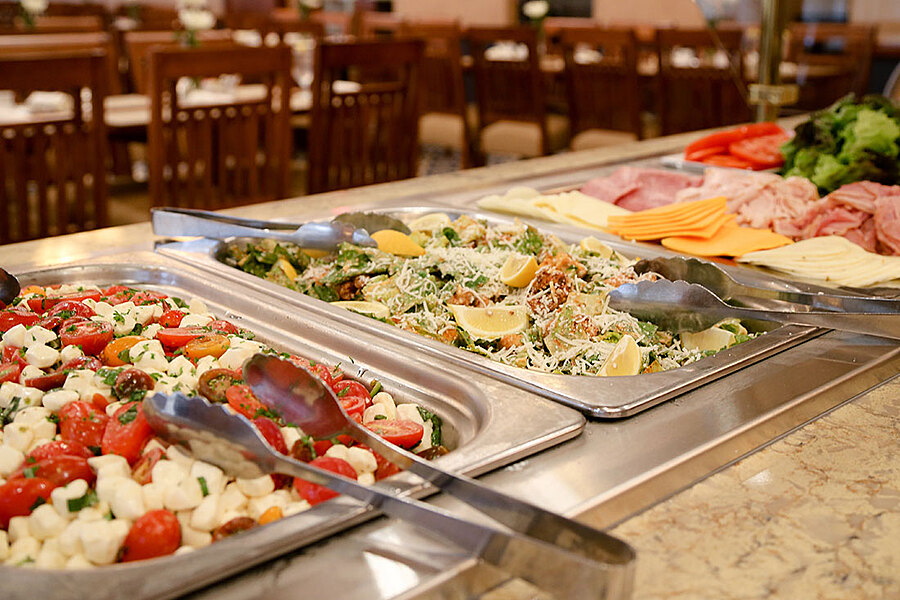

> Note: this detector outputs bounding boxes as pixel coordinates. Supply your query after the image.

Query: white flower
[20,0,48,15]
[179,8,216,32]
[522,0,549,20]
[299,0,323,8]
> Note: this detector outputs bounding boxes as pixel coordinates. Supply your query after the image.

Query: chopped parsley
[67,490,98,513]
[117,404,139,425]
[369,381,382,397]
[198,476,209,497]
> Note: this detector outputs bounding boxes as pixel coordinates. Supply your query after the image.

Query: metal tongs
[143,391,635,599]
[150,207,408,250]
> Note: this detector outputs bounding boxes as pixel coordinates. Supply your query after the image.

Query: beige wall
[391,0,516,27]
[590,0,706,27]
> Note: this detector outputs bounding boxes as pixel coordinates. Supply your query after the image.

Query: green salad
[222,215,755,377]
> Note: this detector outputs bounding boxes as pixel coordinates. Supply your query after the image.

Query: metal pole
[755,0,790,121]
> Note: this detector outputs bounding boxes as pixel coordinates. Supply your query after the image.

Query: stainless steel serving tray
[156,207,824,419]
[2,252,584,600]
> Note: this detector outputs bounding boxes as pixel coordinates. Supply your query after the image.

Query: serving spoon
[143,391,634,599]
[243,354,632,564]
[0,267,21,308]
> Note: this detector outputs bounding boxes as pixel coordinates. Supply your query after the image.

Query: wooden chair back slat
[0,50,108,244]
[358,11,404,38]
[308,39,423,194]
[125,29,237,94]
[9,14,103,33]
[146,45,292,209]
[561,26,642,139]
[655,27,749,135]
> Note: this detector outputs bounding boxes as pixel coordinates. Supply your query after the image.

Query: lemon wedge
[330,300,391,320]
[679,319,744,352]
[408,212,452,232]
[301,248,330,259]
[500,255,539,288]
[371,230,426,256]
[274,257,298,281]
[579,236,613,258]
[598,334,641,377]
[449,305,528,339]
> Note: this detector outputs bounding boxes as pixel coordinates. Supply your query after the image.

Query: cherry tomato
[183,334,229,361]
[372,448,400,481]
[312,439,333,457]
[59,401,109,450]
[211,516,257,541]
[253,417,287,454]
[157,309,186,328]
[207,319,239,335]
[364,419,424,449]
[27,290,102,314]
[728,133,790,169]
[102,402,154,465]
[102,285,132,297]
[225,384,266,420]
[132,447,165,485]
[24,356,103,391]
[339,395,366,422]
[331,380,370,420]
[288,356,338,387]
[292,456,357,506]
[156,327,206,350]
[120,510,181,562]
[91,392,110,410]
[27,440,94,461]
[129,291,169,306]
[100,335,146,366]
[0,308,41,332]
[113,368,155,401]
[0,361,23,384]
[10,456,95,487]
[198,368,242,403]
[61,320,114,356]
[0,477,56,528]
[2,345,26,366]
[46,300,96,321]
[290,438,315,463]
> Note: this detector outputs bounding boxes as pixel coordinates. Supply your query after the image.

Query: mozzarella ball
[236,475,275,498]
[41,389,79,412]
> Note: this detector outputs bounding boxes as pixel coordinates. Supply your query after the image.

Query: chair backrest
[544,17,598,55]
[0,50,108,244]
[12,15,104,33]
[655,27,749,135]
[787,22,877,100]
[271,16,326,41]
[125,29,236,94]
[466,26,547,149]
[358,11,404,38]
[308,39,424,194]
[561,27,642,139]
[147,45,292,209]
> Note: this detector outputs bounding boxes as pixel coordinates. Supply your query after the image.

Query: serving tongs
[151,207,408,250]
[633,256,900,314]
[608,278,900,341]
[143,387,635,599]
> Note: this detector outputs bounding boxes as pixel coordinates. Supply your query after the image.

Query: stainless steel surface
[633,256,900,313]
[1,252,583,600]
[755,0,792,121]
[244,355,635,574]
[151,207,377,249]
[146,391,634,600]
[333,211,412,235]
[157,206,822,419]
[609,279,900,340]
[0,265,20,306]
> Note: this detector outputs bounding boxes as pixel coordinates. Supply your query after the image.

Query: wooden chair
[655,27,750,135]
[0,50,108,244]
[561,27,642,150]
[401,20,475,168]
[544,17,598,55]
[358,11,404,38]
[271,8,356,38]
[124,29,237,94]
[467,26,569,159]
[307,39,424,193]
[787,22,877,110]
[11,15,103,33]
[147,45,292,208]
[112,5,178,31]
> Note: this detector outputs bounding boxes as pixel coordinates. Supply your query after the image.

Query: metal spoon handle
[726,305,900,341]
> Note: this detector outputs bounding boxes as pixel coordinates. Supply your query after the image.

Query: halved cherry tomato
[198,368,242,403]
[10,456,95,487]
[61,320,114,356]
[331,380,370,402]
[212,516,257,541]
[288,356,339,387]
[253,416,287,454]
[368,446,401,481]
[25,356,103,391]
[290,438,316,462]
[728,132,790,169]
[91,392,110,410]
[0,362,23,384]
[120,509,181,562]
[364,419,424,449]
[292,456,357,505]
[129,291,169,306]
[100,335,146,366]
[46,300,96,321]
[183,334,229,361]
[226,384,266,420]
[2,345,26,366]
[0,478,56,528]
[312,439,333,457]
[112,368,155,401]
[338,395,366,422]
[59,401,109,451]
[27,440,94,461]
[26,290,102,314]
[156,327,206,350]
[701,154,755,169]
[132,447,166,485]
[207,319,239,335]
[102,402,154,465]
[157,309,186,328]
[0,308,41,332]
[102,285,131,297]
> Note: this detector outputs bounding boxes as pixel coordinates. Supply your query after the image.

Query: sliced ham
[875,196,900,255]
[579,167,701,212]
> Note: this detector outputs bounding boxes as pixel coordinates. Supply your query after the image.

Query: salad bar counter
[2,123,899,599]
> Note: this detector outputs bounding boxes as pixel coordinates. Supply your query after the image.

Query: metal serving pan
[2,252,584,600]
[156,207,823,419]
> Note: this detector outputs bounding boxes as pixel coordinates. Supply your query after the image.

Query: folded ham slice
[580,167,701,212]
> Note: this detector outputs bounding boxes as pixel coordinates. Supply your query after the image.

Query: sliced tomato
[2,345,26,366]
[288,356,339,387]
[59,401,109,451]
[339,395,366,422]
[728,133,790,169]
[102,402,154,465]
[312,439,333,457]
[100,335,146,366]
[129,291,169,306]
[132,447,165,485]
[292,456,356,505]
[60,320,114,356]
[253,416,287,454]
[27,440,94,462]
[226,384,266,420]
[46,300,96,321]
[0,478,56,528]
[156,327,206,350]
[685,145,727,162]
[157,309,186,328]
[120,510,181,562]
[27,290,102,314]
[207,319,239,335]
[0,362,23,384]
[0,308,41,332]
[183,334,229,361]
[684,122,786,157]
[701,154,755,169]
[198,368,242,403]
[364,419,424,449]
[25,356,103,391]
[10,455,95,487]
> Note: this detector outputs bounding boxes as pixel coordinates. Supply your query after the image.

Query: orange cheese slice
[619,213,735,241]
[661,223,794,257]
[607,196,727,228]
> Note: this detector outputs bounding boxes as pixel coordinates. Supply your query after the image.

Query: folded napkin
[485,41,528,62]
[25,91,73,114]
[573,45,603,65]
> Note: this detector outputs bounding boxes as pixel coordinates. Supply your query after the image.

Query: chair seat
[418,105,478,149]
[480,114,570,157]
[570,128,637,151]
